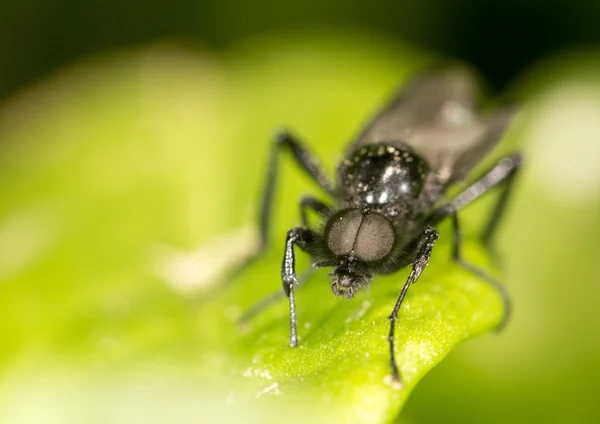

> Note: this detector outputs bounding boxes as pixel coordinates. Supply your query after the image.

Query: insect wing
[353,67,514,182]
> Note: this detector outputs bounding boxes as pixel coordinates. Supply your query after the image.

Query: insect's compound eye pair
[325,208,396,263]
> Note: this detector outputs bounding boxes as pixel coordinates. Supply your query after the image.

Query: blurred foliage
[0,32,600,423]
[404,52,600,424]
[2,0,600,98]
[0,35,505,423]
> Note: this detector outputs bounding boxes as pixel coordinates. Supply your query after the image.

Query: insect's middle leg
[480,155,522,248]
[431,153,522,244]
[429,153,522,329]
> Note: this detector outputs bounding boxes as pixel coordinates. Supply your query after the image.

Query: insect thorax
[336,143,431,214]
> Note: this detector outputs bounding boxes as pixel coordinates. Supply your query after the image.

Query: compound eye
[326,209,396,262]
[326,209,363,256]
[354,213,395,262]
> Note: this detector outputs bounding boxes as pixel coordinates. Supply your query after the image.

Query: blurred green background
[1,1,600,423]
[3,0,600,98]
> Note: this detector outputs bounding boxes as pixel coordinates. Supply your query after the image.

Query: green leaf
[0,35,503,423]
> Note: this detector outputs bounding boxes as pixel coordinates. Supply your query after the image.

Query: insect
[246,66,521,384]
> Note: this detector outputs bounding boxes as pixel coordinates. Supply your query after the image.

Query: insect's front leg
[237,196,328,326]
[299,195,330,228]
[388,226,439,384]
[282,227,315,347]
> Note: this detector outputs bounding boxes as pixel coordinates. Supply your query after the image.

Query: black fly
[244,67,522,385]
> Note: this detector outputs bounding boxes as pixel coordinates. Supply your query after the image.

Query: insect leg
[388,226,439,384]
[449,212,511,330]
[282,227,316,347]
[238,267,315,327]
[299,195,330,228]
[481,155,522,247]
[430,153,522,227]
[258,130,334,253]
[219,130,332,292]
[238,196,328,326]
[429,154,521,330]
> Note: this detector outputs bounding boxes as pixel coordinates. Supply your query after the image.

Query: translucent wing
[352,67,514,182]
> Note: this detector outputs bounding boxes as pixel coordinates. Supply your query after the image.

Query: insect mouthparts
[330,269,367,299]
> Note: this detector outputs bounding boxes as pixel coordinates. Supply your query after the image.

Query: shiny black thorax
[337,143,432,209]
[333,143,439,255]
